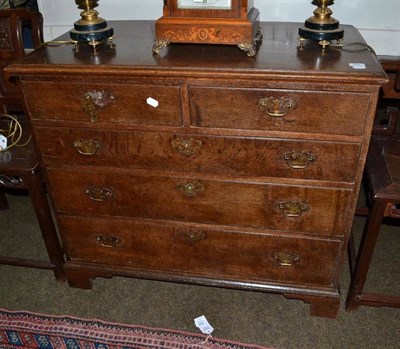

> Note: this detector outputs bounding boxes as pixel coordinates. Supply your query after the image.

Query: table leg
[346,200,386,311]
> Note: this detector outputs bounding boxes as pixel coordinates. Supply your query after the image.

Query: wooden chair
[378,57,400,103]
[0,9,65,281]
[346,103,400,310]
[0,8,43,113]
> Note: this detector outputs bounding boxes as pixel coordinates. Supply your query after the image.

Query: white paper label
[349,63,366,70]
[146,97,159,108]
[194,315,214,335]
[0,134,7,151]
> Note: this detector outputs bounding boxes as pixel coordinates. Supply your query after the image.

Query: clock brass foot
[152,40,169,54]
[238,27,261,57]
[238,42,256,57]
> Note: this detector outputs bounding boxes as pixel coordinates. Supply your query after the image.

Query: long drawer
[189,86,371,135]
[35,127,360,182]
[59,215,341,287]
[22,81,182,126]
[47,168,351,236]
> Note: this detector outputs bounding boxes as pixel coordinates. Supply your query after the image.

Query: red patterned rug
[0,309,271,349]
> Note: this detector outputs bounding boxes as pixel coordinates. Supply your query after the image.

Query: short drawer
[48,168,351,236]
[22,81,182,126]
[36,127,360,182]
[59,215,340,287]
[189,86,371,136]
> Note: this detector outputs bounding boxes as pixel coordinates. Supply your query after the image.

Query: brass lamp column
[70,0,114,48]
[299,0,343,48]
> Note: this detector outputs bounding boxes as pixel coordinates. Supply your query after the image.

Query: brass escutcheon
[274,251,300,266]
[259,97,296,117]
[85,186,113,201]
[176,181,205,197]
[82,90,115,122]
[73,139,101,156]
[284,151,316,169]
[96,234,121,248]
[171,138,203,157]
[277,201,309,217]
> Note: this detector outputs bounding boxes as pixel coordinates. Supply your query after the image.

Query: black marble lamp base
[70,19,114,45]
[299,19,343,47]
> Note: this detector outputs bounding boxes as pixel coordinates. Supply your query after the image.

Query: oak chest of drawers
[8,21,387,318]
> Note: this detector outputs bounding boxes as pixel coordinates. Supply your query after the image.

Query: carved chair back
[0,8,43,113]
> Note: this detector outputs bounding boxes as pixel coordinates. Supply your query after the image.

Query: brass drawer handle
[283,151,316,169]
[85,186,113,201]
[277,201,309,217]
[96,234,121,248]
[82,90,115,122]
[171,138,203,157]
[73,139,101,156]
[259,97,296,117]
[176,181,205,197]
[274,251,300,266]
[176,230,207,244]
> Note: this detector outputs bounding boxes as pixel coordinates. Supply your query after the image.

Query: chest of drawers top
[8,21,385,85]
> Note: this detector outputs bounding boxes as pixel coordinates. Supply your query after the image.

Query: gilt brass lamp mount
[70,0,114,50]
[298,0,343,48]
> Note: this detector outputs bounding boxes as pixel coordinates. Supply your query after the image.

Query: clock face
[177,0,232,10]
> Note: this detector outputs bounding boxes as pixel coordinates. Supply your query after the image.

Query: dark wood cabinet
[8,21,387,318]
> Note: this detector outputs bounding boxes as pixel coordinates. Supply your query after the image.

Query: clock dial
[177,0,232,10]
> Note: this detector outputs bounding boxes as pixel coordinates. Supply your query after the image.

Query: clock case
[153,0,261,56]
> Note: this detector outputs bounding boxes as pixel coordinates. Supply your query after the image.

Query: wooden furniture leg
[23,174,65,281]
[347,198,400,310]
[346,200,386,311]
[347,230,357,276]
[0,191,9,211]
[0,172,65,281]
[285,293,341,318]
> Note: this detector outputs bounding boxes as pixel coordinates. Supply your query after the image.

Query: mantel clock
[153,0,261,56]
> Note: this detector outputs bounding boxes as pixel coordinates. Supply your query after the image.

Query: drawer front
[36,127,360,182]
[22,81,182,126]
[189,87,370,135]
[59,215,340,287]
[48,168,351,236]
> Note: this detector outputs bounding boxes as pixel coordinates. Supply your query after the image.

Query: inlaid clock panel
[154,0,261,56]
